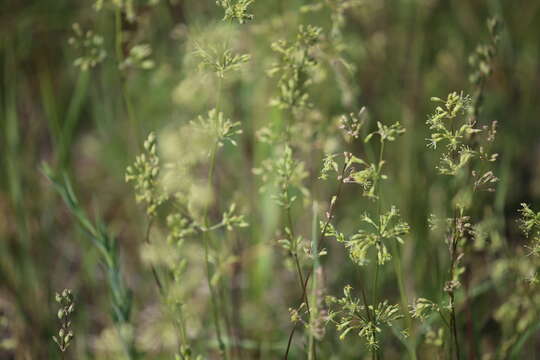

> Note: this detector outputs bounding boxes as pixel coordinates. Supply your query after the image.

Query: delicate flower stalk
[53,289,75,358]
[320,114,408,357]
[43,166,137,359]
[421,87,499,359]
[202,143,228,358]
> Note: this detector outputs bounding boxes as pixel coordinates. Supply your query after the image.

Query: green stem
[308,202,319,360]
[390,241,417,359]
[115,8,139,144]
[447,207,461,360]
[371,139,385,358]
[286,203,310,316]
[284,163,347,359]
[145,219,164,294]
[202,143,228,359]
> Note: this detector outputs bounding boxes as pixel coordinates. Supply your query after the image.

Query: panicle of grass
[216,0,255,24]
[125,132,167,218]
[519,203,540,258]
[68,23,107,71]
[119,44,155,71]
[326,285,402,350]
[195,43,251,79]
[43,166,137,359]
[268,25,322,111]
[52,289,75,354]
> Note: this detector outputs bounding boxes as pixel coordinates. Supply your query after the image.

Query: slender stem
[390,240,417,359]
[115,8,139,144]
[308,202,319,360]
[219,278,234,360]
[145,219,164,294]
[372,263,379,307]
[437,310,451,330]
[202,143,228,359]
[360,286,376,360]
[286,203,311,316]
[284,163,347,359]
[447,208,461,360]
[371,139,385,358]
[450,292,460,360]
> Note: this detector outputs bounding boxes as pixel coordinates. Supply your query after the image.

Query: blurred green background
[1,0,540,359]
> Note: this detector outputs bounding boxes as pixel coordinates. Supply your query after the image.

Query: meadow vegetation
[2,0,540,359]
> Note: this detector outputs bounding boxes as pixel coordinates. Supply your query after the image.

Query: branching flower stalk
[43,166,137,359]
[126,132,213,359]
[284,158,348,359]
[469,17,502,119]
[53,289,75,359]
[320,114,408,358]
[126,132,167,295]
[198,6,254,356]
[127,110,245,358]
[370,120,404,358]
[263,23,324,359]
[114,7,138,145]
[198,43,245,358]
[201,139,229,358]
[421,89,499,359]
[111,5,156,147]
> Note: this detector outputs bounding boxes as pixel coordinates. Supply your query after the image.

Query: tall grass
[2,1,540,359]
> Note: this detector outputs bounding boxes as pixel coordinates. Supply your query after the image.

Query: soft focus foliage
[2,1,540,359]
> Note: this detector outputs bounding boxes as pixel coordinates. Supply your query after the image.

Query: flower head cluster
[125,132,167,217]
[326,206,409,266]
[216,0,255,24]
[338,107,366,140]
[427,91,499,189]
[322,116,409,266]
[469,17,502,87]
[330,120,405,199]
[344,161,380,199]
[166,214,198,246]
[68,23,106,71]
[120,44,155,71]
[365,121,406,143]
[409,298,441,321]
[195,43,251,79]
[193,108,243,149]
[327,285,402,349]
[207,203,249,232]
[519,203,540,257]
[253,146,309,208]
[427,92,475,151]
[53,289,75,353]
[289,289,329,341]
[319,152,379,199]
[268,25,322,110]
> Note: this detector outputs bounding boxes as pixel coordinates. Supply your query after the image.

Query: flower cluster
[53,289,75,353]
[519,203,540,257]
[195,43,251,79]
[68,23,106,71]
[338,107,366,140]
[125,132,167,217]
[469,17,502,88]
[120,44,155,71]
[327,286,402,350]
[325,206,409,266]
[268,25,322,110]
[216,0,255,24]
[253,145,309,208]
[193,108,243,149]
